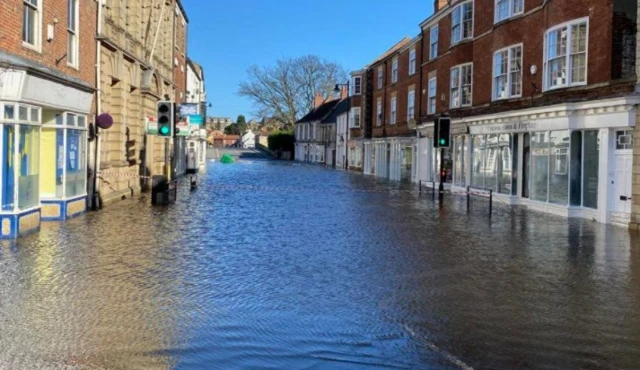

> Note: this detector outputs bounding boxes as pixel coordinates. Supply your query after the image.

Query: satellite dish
[96,113,113,130]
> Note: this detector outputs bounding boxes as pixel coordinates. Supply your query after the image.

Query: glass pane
[570,131,582,206]
[18,125,40,209]
[531,131,549,202]
[485,134,499,192]
[67,32,75,65]
[454,136,466,186]
[571,23,587,53]
[30,108,39,123]
[571,53,586,84]
[549,58,567,87]
[472,135,485,188]
[77,115,86,128]
[19,106,28,121]
[66,113,76,126]
[583,130,599,209]
[549,131,570,205]
[40,128,64,198]
[4,104,15,120]
[498,134,512,194]
[2,126,15,211]
[68,0,76,30]
[513,0,523,13]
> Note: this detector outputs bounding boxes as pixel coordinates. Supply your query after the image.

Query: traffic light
[434,116,451,148]
[157,101,174,137]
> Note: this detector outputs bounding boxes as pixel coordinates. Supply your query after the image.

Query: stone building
[94,0,189,205]
[0,0,97,237]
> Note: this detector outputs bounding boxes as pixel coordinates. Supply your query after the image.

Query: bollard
[467,186,470,212]
[419,180,422,193]
[489,189,493,217]
[432,181,436,200]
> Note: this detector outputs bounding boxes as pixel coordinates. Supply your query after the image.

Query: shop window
[4,105,15,120]
[2,126,15,211]
[471,135,485,188]
[583,131,599,209]
[454,135,467,187]
[17,125,40,210]
[66,129,86,197]
[549,131,570,205]
[40,128,64,198]
[530,131,549,202]
[498,134,512,194]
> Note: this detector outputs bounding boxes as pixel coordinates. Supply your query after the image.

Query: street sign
[179,104,198,117]
[188,114,203,125]
[175,120,190,137]
[146,116,158,135]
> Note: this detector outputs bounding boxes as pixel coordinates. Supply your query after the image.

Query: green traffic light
[160,126,170,135]
[440,138,446,145]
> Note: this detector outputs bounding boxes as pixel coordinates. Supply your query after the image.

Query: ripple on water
[0,159,638,369]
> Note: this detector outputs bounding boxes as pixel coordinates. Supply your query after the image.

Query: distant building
[241,130,256,148]
[208,117,233,132]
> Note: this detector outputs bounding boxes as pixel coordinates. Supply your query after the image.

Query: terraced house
[414,0,638,226]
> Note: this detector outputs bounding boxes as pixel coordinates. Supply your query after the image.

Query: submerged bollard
[489,189,493,218]
[467,186,470,212]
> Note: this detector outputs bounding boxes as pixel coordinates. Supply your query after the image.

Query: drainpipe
[92,0,104,210]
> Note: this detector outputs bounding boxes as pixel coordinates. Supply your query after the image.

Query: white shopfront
[417,97,640,225]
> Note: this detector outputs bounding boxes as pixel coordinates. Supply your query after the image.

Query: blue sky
[181,0,434,120]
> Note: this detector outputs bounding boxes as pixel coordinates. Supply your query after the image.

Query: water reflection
[0,159,637,369]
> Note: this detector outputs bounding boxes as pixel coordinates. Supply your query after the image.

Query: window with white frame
[390,97,397,124]
[544,19,587,90]
[428,77,437,114]
[378,66,384,89]
[23,0,40,48]
[376,98,382,126]
[350,108,361,128]
[352,76,362,95]
[407,90,416,119]
[430,26,439,59]
[409,48,417,75]
[392,57,399,83]
[67,0,79,67]
[493,44,522,100]
[495,0,523,23]
[452,1,473,44]
[450,64,473,108]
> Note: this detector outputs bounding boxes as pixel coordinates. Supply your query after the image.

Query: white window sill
[543,82,588,92]
[22,42,41,53]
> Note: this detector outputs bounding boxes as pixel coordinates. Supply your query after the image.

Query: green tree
[224,122,248,135]
[236,115,246,125]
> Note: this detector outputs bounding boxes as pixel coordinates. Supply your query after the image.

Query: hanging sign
[175,120,190,137]
[146,116,158,135]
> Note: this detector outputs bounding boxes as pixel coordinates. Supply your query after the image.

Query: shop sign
[175,121,190,137]
[146,116,158,135]
[468,118,566,135]
[179,104,198,117]
[422,123,468,138]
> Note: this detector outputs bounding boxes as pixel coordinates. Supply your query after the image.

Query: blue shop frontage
[0,59,93,238]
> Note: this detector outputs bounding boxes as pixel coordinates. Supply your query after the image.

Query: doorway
[522,133,530,198]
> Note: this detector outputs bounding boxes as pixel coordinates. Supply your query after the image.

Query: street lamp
[334,81,350,169]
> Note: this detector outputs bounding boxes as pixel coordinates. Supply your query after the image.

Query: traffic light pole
[439,147,445,202]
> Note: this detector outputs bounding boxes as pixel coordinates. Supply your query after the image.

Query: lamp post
[334,82,349,169]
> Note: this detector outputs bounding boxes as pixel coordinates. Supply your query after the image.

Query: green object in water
[220,154,234,163]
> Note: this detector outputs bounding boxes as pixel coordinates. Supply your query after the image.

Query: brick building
[95,0,189,205]
[413,0,638,226]
[0,0,97,237]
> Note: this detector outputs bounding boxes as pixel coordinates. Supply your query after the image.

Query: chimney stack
[314,93,324,109]
[434,0,448,11]
[340,85,348,100]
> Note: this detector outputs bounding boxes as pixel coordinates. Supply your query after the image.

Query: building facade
[186,58,206,119]
[95,0,188,205]
[0,0,97,237]
[294,95,341,164]
[364,36,421,182]
[415,0,638,226]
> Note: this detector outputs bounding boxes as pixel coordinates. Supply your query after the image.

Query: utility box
[186,140,199,175]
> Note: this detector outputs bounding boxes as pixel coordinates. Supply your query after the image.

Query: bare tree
[238,55,347,126]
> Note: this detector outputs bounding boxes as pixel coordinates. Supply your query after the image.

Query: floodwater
[1,154,639,369]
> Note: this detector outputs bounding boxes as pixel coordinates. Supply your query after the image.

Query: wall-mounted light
[530,65,538,75]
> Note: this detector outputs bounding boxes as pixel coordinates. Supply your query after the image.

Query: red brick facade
[0,0,97,87]
[418,0,635,121]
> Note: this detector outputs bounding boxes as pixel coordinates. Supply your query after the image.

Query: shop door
[614,152,632,214]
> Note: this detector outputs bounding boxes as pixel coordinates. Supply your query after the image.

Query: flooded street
[1,157,640,369]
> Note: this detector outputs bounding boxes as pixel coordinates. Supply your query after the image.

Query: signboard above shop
[179,104,198,117]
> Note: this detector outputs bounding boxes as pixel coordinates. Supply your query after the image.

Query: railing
[419,180,437,200]
[466,186,493,217]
